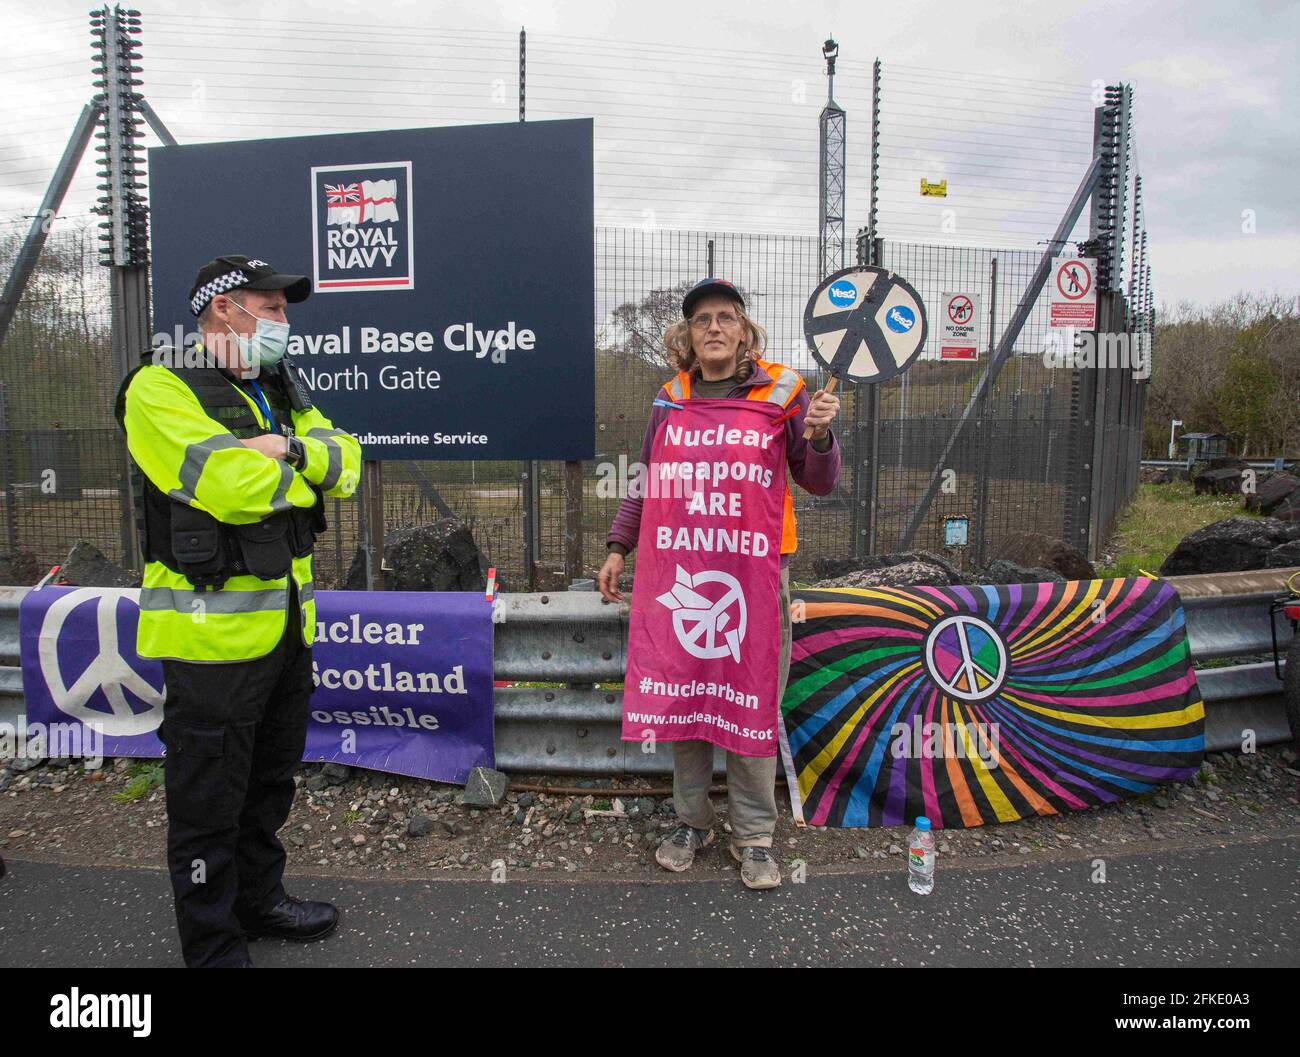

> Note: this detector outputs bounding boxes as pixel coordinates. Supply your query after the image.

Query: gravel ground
[2,744,1298,881]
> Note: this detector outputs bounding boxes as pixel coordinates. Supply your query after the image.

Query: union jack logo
[325,183,361,206]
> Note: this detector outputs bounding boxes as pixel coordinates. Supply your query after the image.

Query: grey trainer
[730,844,782,889]
[655,823,715,872]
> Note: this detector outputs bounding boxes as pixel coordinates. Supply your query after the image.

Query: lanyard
[246,380,280,434]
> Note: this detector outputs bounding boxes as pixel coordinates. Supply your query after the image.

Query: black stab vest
[114,354,326,590]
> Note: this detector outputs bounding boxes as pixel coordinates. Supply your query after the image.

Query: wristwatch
[286,436,306,469]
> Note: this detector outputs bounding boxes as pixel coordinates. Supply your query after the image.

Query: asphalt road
[2,835,1297,967]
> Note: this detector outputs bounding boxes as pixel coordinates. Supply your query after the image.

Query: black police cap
[189,254,312,317]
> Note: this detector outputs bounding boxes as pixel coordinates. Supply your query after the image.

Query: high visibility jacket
[118,352,362,662]
[661,357,805,554]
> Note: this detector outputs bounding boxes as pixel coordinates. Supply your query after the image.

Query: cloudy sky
[3,0,1296,309]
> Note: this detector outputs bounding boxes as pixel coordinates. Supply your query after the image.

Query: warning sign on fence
[1049,256,1097,329]
[940,291,980,360]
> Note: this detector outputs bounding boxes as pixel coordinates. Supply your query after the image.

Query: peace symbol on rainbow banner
[779,578,1205,829]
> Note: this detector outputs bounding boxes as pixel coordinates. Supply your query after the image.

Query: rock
[1265,539,1300,568]
[516,792,535,808]
[1192,466,1244,496]
[1139,466,1171,485]
[344,518,501,592]
[321,763,352,785]
[1271,488,1300,524]
[305,773,330,792]
[988,532,1096,581]
[1246,472,1300,516]
[406,815,435,838]
[887,843,903,855]
[814,551,970,589]
[979,559,1064,585]
[462,766,509,808]
[1160,517,1300,575]
[58,542,139,588]
[10,756,42,773]
[0,549,41,585]
[855,846,870,859]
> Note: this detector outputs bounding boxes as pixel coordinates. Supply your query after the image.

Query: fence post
[972,256,997,566]
[361,459,386,590]
[564,460,584,583]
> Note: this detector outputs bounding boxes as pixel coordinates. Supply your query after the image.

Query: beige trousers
[671,566,791,848]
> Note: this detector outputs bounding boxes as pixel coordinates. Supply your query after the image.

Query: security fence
[1,16,1152,590]
[0,220,1147,588]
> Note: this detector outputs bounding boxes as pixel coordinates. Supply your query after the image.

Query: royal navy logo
[310,161,414,293]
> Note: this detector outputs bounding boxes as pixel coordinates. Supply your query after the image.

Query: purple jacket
[606,363,842,568]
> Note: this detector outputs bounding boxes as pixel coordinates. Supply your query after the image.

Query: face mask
[226,299,290,369]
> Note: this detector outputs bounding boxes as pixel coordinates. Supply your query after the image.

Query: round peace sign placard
[803,266,929,385]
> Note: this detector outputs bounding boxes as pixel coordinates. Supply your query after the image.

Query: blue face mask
[227,299,291,369]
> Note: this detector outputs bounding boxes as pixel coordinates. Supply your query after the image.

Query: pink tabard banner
[622,397,789,757]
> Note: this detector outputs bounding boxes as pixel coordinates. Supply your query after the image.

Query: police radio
[271,359,314,412]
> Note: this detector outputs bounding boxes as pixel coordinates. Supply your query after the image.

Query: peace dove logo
[656,565,748,662]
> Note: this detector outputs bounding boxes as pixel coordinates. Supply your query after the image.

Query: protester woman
[599,278,841,889]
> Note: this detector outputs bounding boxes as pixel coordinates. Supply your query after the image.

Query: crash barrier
[1,570,1296,775]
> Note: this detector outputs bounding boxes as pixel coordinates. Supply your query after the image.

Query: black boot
[240,895,339,942]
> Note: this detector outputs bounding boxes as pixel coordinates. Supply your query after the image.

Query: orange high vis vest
[662,357,805,554]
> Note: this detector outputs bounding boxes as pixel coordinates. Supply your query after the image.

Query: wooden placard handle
[802,374,839,440]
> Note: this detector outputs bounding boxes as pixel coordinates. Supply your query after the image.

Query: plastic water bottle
[908,816,935,895]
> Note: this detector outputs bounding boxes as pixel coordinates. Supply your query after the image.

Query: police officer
[115,255,362,967]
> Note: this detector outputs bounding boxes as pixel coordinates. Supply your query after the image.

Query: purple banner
[18,586,494,784]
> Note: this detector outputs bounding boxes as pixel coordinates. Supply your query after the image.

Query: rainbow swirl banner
[778,578,1204,828]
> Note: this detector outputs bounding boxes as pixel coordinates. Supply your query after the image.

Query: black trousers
[159,593,312,968]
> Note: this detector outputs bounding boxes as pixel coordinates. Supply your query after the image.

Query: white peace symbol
[923,614,1007,703]
[38,588,166,736]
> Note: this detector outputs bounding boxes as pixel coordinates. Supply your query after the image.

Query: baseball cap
[188,254,312,317]
[682,277,745,319]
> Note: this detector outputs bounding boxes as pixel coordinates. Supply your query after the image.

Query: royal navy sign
[312,161,414,292]
[149,120,595,460]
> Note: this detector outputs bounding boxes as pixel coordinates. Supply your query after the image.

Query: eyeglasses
[689,311,741,330]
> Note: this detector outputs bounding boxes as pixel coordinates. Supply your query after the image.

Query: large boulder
[1265,539,1300,569]
[1159,517,1300,576]
[0,550,41,585]
[1270,486,1300,524]
[813,551,969,589]
[344,518,500,592]
[987,531,1095,581]
[58,542,140,588]
[979,559,1065,585]
[1245,472,1299,516]
[1193,466,1244,496]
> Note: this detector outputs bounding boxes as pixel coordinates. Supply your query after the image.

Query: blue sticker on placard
[885,305,916,333]
[828,280,858,307]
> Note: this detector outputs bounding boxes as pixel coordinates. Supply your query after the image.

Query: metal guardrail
[1140,458,1289,472]
[1,572,1296,773]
